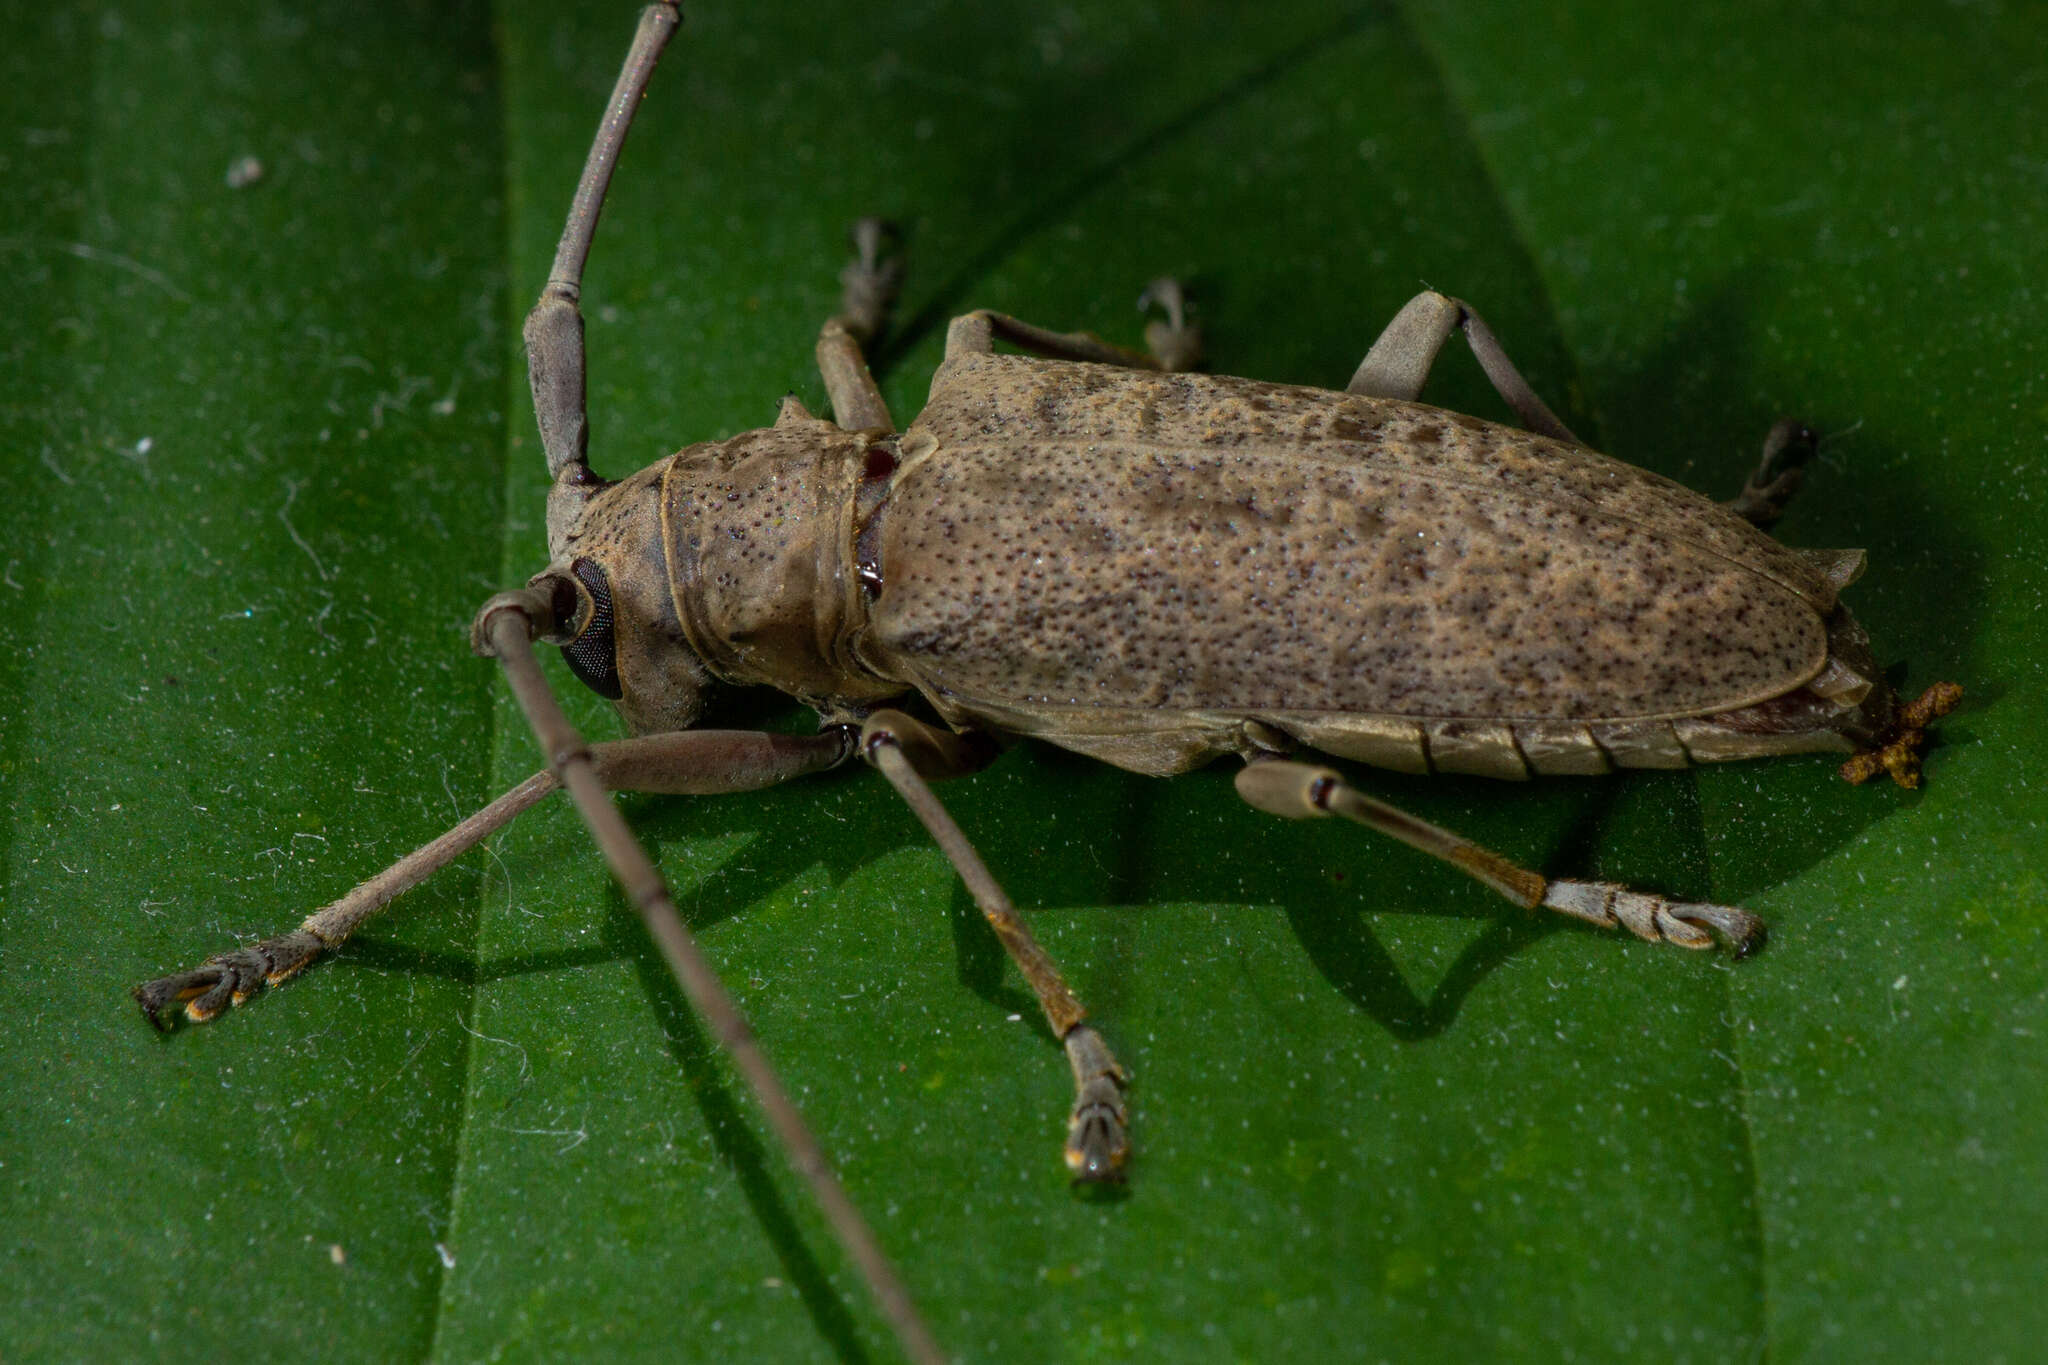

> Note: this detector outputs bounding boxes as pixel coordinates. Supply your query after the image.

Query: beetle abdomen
[866,355,1862,776]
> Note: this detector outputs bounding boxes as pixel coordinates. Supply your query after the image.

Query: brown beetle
[133,6,1957,1360]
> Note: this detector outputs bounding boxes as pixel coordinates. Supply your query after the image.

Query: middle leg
[858,709,1132,1182]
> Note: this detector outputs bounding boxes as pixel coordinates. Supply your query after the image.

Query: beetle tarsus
[1728,418,1820,528]
[1727,916,1770,961]
[837,217,903,344]
[1062,1025,1131,1183]
[1671,901,1768,958]
[1540,881,1764,956]
[132,928,328,1029]
[1138,277,1203,372]
[1840,680,1963,788]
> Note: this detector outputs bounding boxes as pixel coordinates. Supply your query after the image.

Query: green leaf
[5,2,2042,1360]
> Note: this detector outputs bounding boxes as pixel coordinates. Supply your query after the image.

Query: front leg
[814,217,905,432]
[944,279,1203,373]
[133,729,851,1028]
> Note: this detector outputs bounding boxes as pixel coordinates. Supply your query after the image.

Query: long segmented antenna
[524,2,680,483]
[473,592,944,1365]
[506,11,944,1356]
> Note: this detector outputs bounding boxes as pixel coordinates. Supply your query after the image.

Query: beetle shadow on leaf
[334,776,896,1364]
[1281,898,1559,1041]
[601,743,1724,1058]
[1087,763,1689,1042]
[333,868,610,989]
[1590,274,1988,662]
[947,748,1608,1043]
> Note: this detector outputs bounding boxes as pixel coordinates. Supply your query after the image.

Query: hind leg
[1235,757,1765,954]
[1725,418,1821,528]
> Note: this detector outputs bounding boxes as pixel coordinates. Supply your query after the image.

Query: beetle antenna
[525,2,680,485]
[473,585,947,1365]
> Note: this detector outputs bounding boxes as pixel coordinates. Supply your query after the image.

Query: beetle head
[530,459,712,735]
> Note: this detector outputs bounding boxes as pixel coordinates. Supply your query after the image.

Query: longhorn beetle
[134,5,1960,1360]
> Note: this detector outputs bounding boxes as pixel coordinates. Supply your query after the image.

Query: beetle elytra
[133,5,1959,1360]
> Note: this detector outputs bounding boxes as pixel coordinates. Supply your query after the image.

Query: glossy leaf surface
[4,3,2042,1359]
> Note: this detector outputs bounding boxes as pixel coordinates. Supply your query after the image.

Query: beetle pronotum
[134,6,1959,1360]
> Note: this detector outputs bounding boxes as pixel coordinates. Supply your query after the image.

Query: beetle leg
[1235,758,1766,956]
[1840,680,1965,788]
[1348,290,1582,446]
[816,217,904,432]
[523,2,681,481]
[858,709,1132,1183]
[1725,418,1820,528]
[945,308,1161,371]
[132,730,851,1029]
[948,282,1202,372]
[1137,277,1205,371]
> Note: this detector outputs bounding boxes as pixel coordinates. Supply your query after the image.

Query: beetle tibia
[132,928,329,1029]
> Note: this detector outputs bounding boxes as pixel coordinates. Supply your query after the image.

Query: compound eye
[559,558,623,700]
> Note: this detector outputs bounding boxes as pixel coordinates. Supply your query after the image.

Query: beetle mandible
[135,4,1959,1358]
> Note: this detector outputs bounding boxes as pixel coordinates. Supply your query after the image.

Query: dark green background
[4,2,2042,1360]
